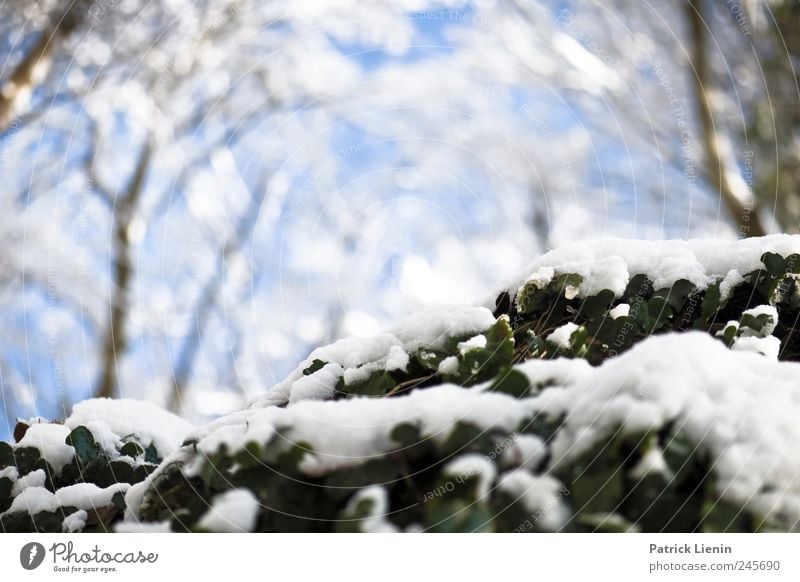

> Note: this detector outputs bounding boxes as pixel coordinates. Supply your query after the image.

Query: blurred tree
[0,0,798,433]
[0,0,92,132]
[686,0,766,237]
[744,0,800,233]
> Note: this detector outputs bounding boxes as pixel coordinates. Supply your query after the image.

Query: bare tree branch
[166,173,268,412]
[0,0,90,134]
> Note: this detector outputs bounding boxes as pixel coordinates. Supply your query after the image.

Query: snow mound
[7,236,800,533]
[120,332,800,532]
[249,305,496,407]
[535,331,800,526]
[491,235,800,302]
[67,398,193,457]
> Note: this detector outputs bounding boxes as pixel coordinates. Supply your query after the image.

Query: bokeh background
[0,0,797,437]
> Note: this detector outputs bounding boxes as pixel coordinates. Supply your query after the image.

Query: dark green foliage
[0,422,169,533]
[3,251,798,533]
[505,252,800,364]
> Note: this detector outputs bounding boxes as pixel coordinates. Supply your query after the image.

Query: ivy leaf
[695,283,722,328]
[66,426,101,465]
[488,369,530,398]
[623,274,653,302]
[302,359,327,376]
[0,477,13,507]
[343,372,396,397]
[12,447,41,476]
[579,289,615,319]
[120,441,145,459]
[493,291,512,317]
[784,254,800,274]
[761,252,786,277]
[0,442,13,469]
[739,313,773,337]
[144,443,160,464]
[390,423,423,448]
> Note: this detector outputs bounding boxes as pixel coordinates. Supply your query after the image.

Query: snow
[546,322,579,348]
[62,510,87,533]
[503,434,548,471]
[391,306,497,352]
[10,469,46,496]
[0,467,18,482]
[629,446,672,480]
[15,423,74,473]
[120,481,150,522]
[443,454,497,499]
[4,487,58,516]
[55,482,129,511]
[732,335,781,359]
[385,345,410,372]
[458,334,487,354]
[522,266,555,288]
[533,331,800,525]
[608,303,630,319]
[720,270,746,300]
[196,489,260,532]
[3,482,129,516]
[344,486,397,533]
[497,470,569,531]
[66,399,193,456]
[249,306,496,407]
[490,235,800,302]
[197,385,538,477]
[109,321,800,529]
[437,356,460,376]
[740,305,779,337]
[289,362,343,404]
[75,421,122,455]
[513,357,593,388]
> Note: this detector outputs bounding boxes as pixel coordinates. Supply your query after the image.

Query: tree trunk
[94,141,153,399]
[0,1,88,133]
[686,0,766,237]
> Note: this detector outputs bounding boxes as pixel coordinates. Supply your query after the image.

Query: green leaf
[722,323,738,346]
[623,274,653,302]
[302,359,327,376]
[553,273,584,301]
[144,443,160,464]
[661,279,697,312]
[646,297,673,330]
[488,369,531,398]
[120,441,145,459]
[695,283,722,328]
[324,459,398,501]
[579,289,615,319]
[336,495,378,533]
[66,426,101,465]
[739,313,773,337]
[0,476,12,507]
[344,371,396,397]
[0,442,13,469]
[414,350,445,372]
[456,317,515,383]
[92,459,136,488]
[12,447,41,476]
[390,423,423,448]
[784,254,800,274]
[701,497,754,533]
